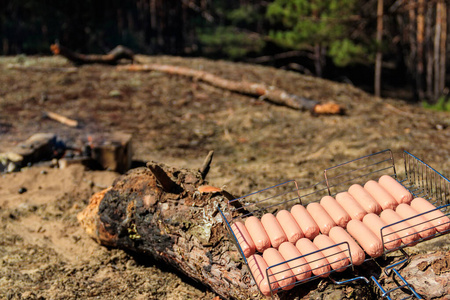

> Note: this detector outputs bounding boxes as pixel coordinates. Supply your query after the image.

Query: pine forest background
[1,0,449,104]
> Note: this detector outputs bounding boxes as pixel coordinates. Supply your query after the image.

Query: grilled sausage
[320,196,351,228]
[276,210,304,243]
[346,219,383,258]
[247,254,279,296]
[335,192,367,221]
[313,234,349,272]
[396,203,436,239]
[290,204,320,240]
[348,184,382,214]
[379,209,420,246]
[278,241,311,281]
[306,202,336,235]
[364,180,398,210]
[328,226,365,266]
[245,216,271,252]
[263,248,296,290]
[231,221,256,257]
[295,238,331,277]
[362,213,401,250]
[261,213,288,248]
[378,175,413,205]
[411,197,450,232]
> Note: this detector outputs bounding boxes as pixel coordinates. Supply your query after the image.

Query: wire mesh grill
[218,149,450,297]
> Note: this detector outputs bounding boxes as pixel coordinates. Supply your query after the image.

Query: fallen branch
[50,42,134,65]
[50,43,343,114]
[43,111,78,127]
[117,64,343,114]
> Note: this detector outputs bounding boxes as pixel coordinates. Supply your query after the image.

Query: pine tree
[266,0,366,76]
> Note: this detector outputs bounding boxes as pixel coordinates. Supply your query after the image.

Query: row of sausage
[231,175,449,257]
[230,176,450,295]
[240,197,450,296]
[234,197,449,258]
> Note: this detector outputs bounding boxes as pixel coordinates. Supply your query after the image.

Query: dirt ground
[0,55,449,300]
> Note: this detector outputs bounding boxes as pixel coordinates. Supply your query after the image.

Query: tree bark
[416,0,425,99]
[77,161,260,300]
[434,1,442,100]
[439,1,447,95]
[375,0,384,98]
[117,64,343,114]
[425,2,434,100]
[409,1,418,100]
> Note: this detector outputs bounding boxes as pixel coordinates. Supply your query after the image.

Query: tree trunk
[434,1,442,101]
[375,0,384,98]
[313,43,324,78]
[425,2,434,100]
[416,0,425,99]
[409,1,418,100]
[439,1,447,95]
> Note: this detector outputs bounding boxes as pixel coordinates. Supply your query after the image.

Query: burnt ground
[0,55,449,299]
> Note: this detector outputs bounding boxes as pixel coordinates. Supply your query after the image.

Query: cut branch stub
[199,150,214,179]
[146,161,180,193]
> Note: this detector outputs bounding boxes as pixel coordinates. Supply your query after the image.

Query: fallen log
[50,42,134,65]
[50,43,342,114]
[77,155,262,299]
[117,64,343,114]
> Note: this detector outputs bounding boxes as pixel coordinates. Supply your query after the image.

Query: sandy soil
[0,55,449,299]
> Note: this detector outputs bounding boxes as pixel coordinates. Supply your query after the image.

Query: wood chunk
[88,132,132,173]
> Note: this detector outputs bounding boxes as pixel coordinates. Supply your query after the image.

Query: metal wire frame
[218,149,450,298]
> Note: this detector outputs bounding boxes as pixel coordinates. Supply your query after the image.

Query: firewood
[43,111,78,127]
[77,160,262,299]
[117,64,343,114]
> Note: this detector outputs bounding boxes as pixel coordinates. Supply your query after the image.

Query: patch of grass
[422,96,450,112]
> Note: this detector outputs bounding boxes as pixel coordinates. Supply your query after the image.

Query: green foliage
[422,97,450,112]
[328,39,367,66]
[227,5,259,27]
[197,26,265,60]
[266,0,367,66]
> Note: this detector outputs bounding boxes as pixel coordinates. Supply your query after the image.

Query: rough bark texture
[77,162,260,300]
[378,251,450,300]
